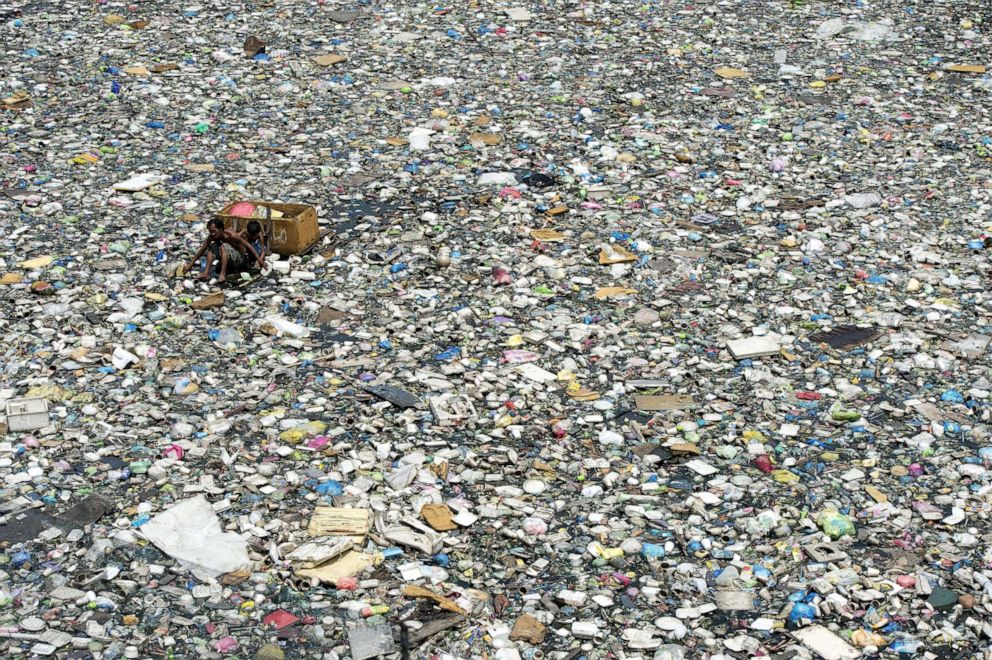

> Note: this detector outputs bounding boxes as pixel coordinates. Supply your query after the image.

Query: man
[186,218,264,283]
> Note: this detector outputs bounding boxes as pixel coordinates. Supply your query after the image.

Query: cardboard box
[217,200,320,256]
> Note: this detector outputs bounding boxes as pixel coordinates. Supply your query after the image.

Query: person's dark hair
[208,218,225,231]
[247,220,261,235]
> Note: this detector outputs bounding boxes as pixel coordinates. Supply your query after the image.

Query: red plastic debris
[263,609,300,630]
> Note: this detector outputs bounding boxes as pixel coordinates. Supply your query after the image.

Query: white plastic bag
[140,496,249,580]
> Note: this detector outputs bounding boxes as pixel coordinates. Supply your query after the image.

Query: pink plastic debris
[213,636,238,653]
[229,202,255,217]
[492,267,512,285]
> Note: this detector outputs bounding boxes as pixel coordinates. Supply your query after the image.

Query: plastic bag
[139,496,250,580]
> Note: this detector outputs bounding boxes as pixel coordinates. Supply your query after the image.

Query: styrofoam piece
[6,398,50,432]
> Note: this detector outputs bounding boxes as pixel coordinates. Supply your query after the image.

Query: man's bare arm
[186,238,211,271]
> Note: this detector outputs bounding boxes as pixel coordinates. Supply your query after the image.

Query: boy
[239,220,268,261]
[186,218,264,283]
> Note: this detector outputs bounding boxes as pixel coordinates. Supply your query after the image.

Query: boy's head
[207,218,225,240]
[246,220,262,238]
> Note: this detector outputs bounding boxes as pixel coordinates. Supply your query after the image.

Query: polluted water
[1,0,992,659]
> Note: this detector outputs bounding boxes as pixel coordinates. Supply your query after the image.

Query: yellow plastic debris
[20,256,53,269]
[771,470,800,484]
[313,54,347,66]
[279,420,328,444]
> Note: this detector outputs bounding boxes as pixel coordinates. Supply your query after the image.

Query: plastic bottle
[209,328,243,347]
[103,641,126,660]
[654,645,687,660]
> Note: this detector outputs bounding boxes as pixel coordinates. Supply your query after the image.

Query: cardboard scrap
[402,584,467,615]
[944,64,986,74]
[296,550,375,583]
[593,287,636,300]
[546,205,569,216]
[864,485,887,503]
[2,91,32,110]
[123,65,150,76]
[420,503,457,531]
[243,36,266,57]
[160,358,185,372]
[307,507,370,543]
[634,394,696,411]
[220,567,251,585]
[530,229,565,242]
[598,243,637,264]
[469,132,502,145]
[510,614,547,644]
[714,66,749,79]
[314,54,347,66]
[566,385,599,401]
